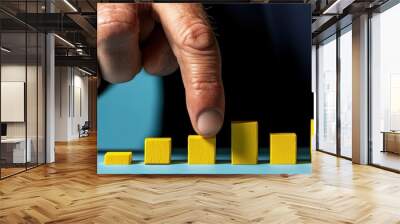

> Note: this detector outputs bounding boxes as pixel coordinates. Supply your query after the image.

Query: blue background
[98,70,163,151]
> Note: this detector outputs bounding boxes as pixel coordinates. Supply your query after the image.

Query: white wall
[1,64,39,138]
[1,82,25,122]
[55,67,89,141]
[55,66,69,141]
[1,66,26,139]
[72,73,89,138]
[1,63,46,163]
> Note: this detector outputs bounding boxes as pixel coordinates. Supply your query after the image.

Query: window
[317,35,337,154]
[370,3,400,171]
[316,25,353,159]
[339,28,352,158]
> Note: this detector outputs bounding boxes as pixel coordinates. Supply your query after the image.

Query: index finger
[152,3,225,137]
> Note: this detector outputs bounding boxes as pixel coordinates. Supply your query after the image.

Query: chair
[78,121,90,138]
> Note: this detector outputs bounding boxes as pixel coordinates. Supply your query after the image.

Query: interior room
[1,0,400,223]
[0,0,97,178]
[0,22,46,178]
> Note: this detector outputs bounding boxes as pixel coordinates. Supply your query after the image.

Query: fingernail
[197,109,223,137]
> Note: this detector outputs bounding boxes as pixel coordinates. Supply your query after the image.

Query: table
[1,138,32,163]
[382,131,400,154]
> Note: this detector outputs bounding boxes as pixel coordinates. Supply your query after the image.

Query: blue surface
[97,70,163,151]
[97,149,312,174]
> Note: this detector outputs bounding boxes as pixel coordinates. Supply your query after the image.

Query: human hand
[97,3,225,137]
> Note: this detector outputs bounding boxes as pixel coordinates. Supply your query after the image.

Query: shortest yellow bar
[104,152,132,165]
[188,135,216,164]
[270,133,297,164]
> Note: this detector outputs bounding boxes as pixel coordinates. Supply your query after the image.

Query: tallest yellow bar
[231,121,258,164]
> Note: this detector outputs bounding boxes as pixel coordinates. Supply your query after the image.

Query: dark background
[99,4,312,152]
[161,4,312,149]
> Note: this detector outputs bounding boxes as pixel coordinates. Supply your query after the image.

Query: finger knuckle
[97,7,139,45]
[98,5,139,27]
[180,21,216,53]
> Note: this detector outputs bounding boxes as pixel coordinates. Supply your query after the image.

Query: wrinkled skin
[97,3,225,137]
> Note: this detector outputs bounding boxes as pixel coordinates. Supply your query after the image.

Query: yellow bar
[188,135,216,164]
[310,119,314,161]
[144,138,171,164]
[270,133,297,164]
[231,121,258,164]
[104,152,132,165]
[311,119,315,136]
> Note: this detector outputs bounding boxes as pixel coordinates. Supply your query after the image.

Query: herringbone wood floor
[1,135,400,224]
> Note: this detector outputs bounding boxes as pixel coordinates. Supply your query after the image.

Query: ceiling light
[63,0,78,12]
[54,34,75,48]
[322,0,354,15]
[1,47,11,53]
[323,1,341,14]
[78,67,93,76]
[76,48,87,56]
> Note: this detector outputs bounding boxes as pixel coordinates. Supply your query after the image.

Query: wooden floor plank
[0,135,400,223]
